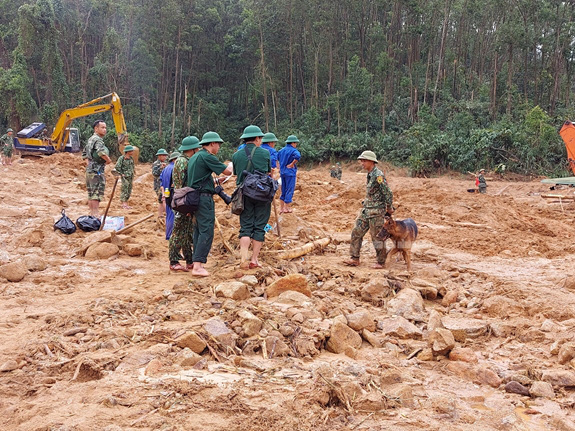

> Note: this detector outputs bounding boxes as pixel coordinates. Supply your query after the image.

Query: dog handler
[343,150,393,269]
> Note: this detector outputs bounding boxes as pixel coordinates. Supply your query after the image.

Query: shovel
[100,175,120,230]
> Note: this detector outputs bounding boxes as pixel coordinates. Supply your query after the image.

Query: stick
[214,214,235,255]
[100,177,119,230]
[269,237,331,260]
[116,213,154,234]
[272,198,282,237]
[495,184,511,196]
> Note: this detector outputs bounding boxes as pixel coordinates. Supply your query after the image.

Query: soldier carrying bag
[171,160,209,215]
[241,147,278,203]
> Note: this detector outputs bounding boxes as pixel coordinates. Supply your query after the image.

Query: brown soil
[1,153,575,430]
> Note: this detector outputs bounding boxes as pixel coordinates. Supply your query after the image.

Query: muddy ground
[2,153,575,431]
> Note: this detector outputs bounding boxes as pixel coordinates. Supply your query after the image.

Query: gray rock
[387,288,425,322]
[542,370,575,387]
[505,381,530,396]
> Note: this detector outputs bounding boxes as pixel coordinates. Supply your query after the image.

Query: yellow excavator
[13,92,138,161]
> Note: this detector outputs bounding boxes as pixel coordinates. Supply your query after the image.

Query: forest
[0,0,574,175]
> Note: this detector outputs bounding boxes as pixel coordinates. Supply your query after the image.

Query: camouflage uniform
[115,155,135,201]
[330,164,342,180]
[168,155,194,265]
[152,159,165,203]
[83,134,109,201]
[1,133,13,156]
[478,174,487,194]
[349,166,393,264]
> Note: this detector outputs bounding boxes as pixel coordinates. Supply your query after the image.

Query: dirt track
[2,153,575,430]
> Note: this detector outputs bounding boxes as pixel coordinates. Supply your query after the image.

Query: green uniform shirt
[83,134,109,173]
[152,159,165,191]
[186,148,227,193]
[115,155,135,179]
[363,166,393,213]
[478,174,486,187]
[173,155,190,189]
[0,133,11,149]
[232,144,271,185]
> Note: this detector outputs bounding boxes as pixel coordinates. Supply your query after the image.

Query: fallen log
[116,213,154,234]
[269,237,331,260]
[541,194,575,200]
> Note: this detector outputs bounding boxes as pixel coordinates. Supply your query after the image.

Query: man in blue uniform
[277,135,301,213]
[261,132,279,178]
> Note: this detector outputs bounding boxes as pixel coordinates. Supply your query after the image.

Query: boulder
[266,274,311,298]
[361,329,385,348]
[204,318,236,351]
[326,322,362,354]
[448,347,478,363]
[240,275,258,286]
[85,242,119,259]
[0,360,19,372]
[345,310,376,332]
[387,288,426,322]
[410,278,438,299]
[123,243,143,256]
[378,316,422,339]
[558,342,575,365]
[427,309,444,332]
[504,381,530,396]
[441,316,488,341]
[476,366,502,388]
[214,282,250,301]
[429,328,455,356]
[265,336,291,357]
[0,262,27,282]
[237,310,262,337]
[295,337,320,357]
[360,279,392,302]
[179,348,203,367]
[441,290,459,307]
[541,370,575,387]
[22,255,47,272]
[274,290,313,306]
[529,381,555,399]
[78,230,115,255]
[417,348,434,361]
[175,331,207,354]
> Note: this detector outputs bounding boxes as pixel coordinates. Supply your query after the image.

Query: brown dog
[377,216,418,270]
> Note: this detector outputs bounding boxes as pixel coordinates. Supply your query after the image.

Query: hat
[262,132,278,143]
[168,151,181,161]
[479,168,485,173]
[199,131,223,145]
[357,150,378,163]
[156,148,168,156]
[286,135,300,144]
[123,145,135,153]
[6,128,13,133]
[240,125,264,140]
[179,136,200,151]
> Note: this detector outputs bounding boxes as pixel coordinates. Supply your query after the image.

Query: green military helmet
[479,168,485,173]
[179,135,200,151]
[240,125,264,140]
[286,135,300,144]
[357,150,378,163]
[199,131,223,145]
[123,145,135,153]
[262,132,278,143]
[156,148,168,156]
[168,151,181,161]
[6,128,13,133]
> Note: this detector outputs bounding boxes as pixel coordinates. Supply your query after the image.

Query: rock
[482,295,522,316]
[265,336,291,357]
[441,316,488,341]
[378,316,422,339]
[63,327,88,336]
[345,310,376,332]
[448,347,478,363]
[144,358,163,376]
[361,329,384,348]
[326,321,362,354]
[111,234,131,247]
[175,332,207,354]
[427,309,444,332]
[240,275,258,286]
[204,318,236,350]
[417,348,434,361]
[279,325,294,337]
[85,242,119,259]
[123,243,143,256]
[558,342,575,364]
[446,361,476,382]
[429,328,455,356]
[0,360,19,372]
[22,255,47,272]
[354,392,386,412]
[505,381,530,396]
[441,290,458,306]
[214,282,250,301]
[387,288,425,322]
[0,262,27,282]
[179,349,203,367]
[78,230,115,255]
[476,366,502,388]
[529,381,555,399]
[386,384,414,408]
[563,275,575,291]
[295,337,320,357]
[410,278,438,299]
[360,279,392,303]
[266,274,311,298]
[274,290,313,306]
[489,322,515,338]
[237,310,262,337]
[542,370,575,387]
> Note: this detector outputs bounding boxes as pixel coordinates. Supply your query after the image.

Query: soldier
[82,120,112,217]
[277,135,301,213]
[477,169,487,194]
[152,148,169,217]
[160,151,181,240]
[343,151,393,269]
[1,128,14,165]
[261,132,279,178]
[330,162,342,180]
[168,137,201,272]
[114,145,136,209]
[232,125,271,269]
[187,131,233,277]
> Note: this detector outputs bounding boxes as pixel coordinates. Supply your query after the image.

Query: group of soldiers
[0,128,15,165]
[80,118,397,273]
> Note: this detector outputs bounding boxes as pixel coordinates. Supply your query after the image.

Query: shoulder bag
[241,146,278,203]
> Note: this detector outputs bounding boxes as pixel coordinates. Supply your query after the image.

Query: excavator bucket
[559,121,575,174]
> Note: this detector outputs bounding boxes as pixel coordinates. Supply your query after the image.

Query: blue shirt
[160,161,175,191]
[261,143,278,169]
[277,144,300,177]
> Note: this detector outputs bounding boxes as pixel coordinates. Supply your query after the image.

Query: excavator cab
[63,128,80,153]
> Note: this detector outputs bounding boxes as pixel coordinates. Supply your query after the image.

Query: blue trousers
[280,175,296,203]
[165,206,175,240]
